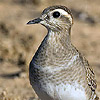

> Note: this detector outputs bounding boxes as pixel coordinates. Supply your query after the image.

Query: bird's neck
[47,28,71,48]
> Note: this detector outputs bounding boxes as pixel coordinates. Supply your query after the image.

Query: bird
[27,5,99,100]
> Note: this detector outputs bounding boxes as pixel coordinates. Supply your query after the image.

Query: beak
[27,18,42,25]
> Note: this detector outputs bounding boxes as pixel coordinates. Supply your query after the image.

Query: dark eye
[53,11,60,18]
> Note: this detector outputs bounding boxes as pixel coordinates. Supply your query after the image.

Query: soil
[0,0,100,100]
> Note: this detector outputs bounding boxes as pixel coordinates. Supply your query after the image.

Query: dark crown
[42,5,73,19]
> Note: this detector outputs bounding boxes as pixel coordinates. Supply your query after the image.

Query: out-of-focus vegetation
[0,0,100,100]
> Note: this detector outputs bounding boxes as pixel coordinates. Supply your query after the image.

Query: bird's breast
[33,80,88,100]
[30,62,88,100]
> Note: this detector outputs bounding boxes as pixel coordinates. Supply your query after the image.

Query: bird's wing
[79,53,99,100]
[79,53,97,91]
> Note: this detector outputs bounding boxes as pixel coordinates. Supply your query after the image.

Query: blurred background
[0,0,100,100]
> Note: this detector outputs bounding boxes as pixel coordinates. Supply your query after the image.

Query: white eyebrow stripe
[52,9,72,23]
[52,9,69,16]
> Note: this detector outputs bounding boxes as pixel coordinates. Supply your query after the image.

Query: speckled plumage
[28,5,99,100]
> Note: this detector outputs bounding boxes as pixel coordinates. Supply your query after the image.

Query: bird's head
[27,5,73,31]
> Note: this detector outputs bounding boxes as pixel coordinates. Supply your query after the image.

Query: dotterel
[27,5,99,100]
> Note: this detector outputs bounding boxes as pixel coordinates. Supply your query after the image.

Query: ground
[0,0,100,100]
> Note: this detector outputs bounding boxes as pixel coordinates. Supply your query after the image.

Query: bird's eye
[53,11,60,18]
